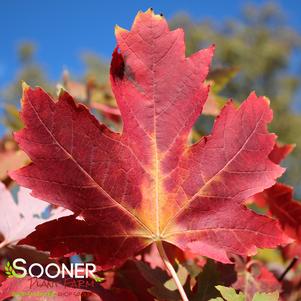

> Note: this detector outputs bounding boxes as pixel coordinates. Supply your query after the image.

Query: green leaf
[252,292,279,301]
[212,286,245,301]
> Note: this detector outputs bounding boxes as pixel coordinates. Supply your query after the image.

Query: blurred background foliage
[1,3,301,196]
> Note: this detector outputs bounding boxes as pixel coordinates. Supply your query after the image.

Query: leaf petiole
[156,241,189,301]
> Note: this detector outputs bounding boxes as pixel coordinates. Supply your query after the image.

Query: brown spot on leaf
[111,47,125,81]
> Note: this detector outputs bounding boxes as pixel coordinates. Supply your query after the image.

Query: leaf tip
[136,9,164,25]
[249,90,258,99]
[132,10,143,26]
[21,81,30,92]
[146,7,154,14]
[115,24,127,36]
[21,81,30,107]
[263,96,271,106]
[57,86,67,98]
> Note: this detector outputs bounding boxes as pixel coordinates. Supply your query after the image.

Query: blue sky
[1,0,301,88]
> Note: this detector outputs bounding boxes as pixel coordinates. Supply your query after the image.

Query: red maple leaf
[11,9,288,269]
[262,183,301,240]
[268,143,295,165]
[249,142,294,208]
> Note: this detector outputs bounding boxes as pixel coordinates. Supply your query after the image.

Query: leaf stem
[156,241,189,301]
